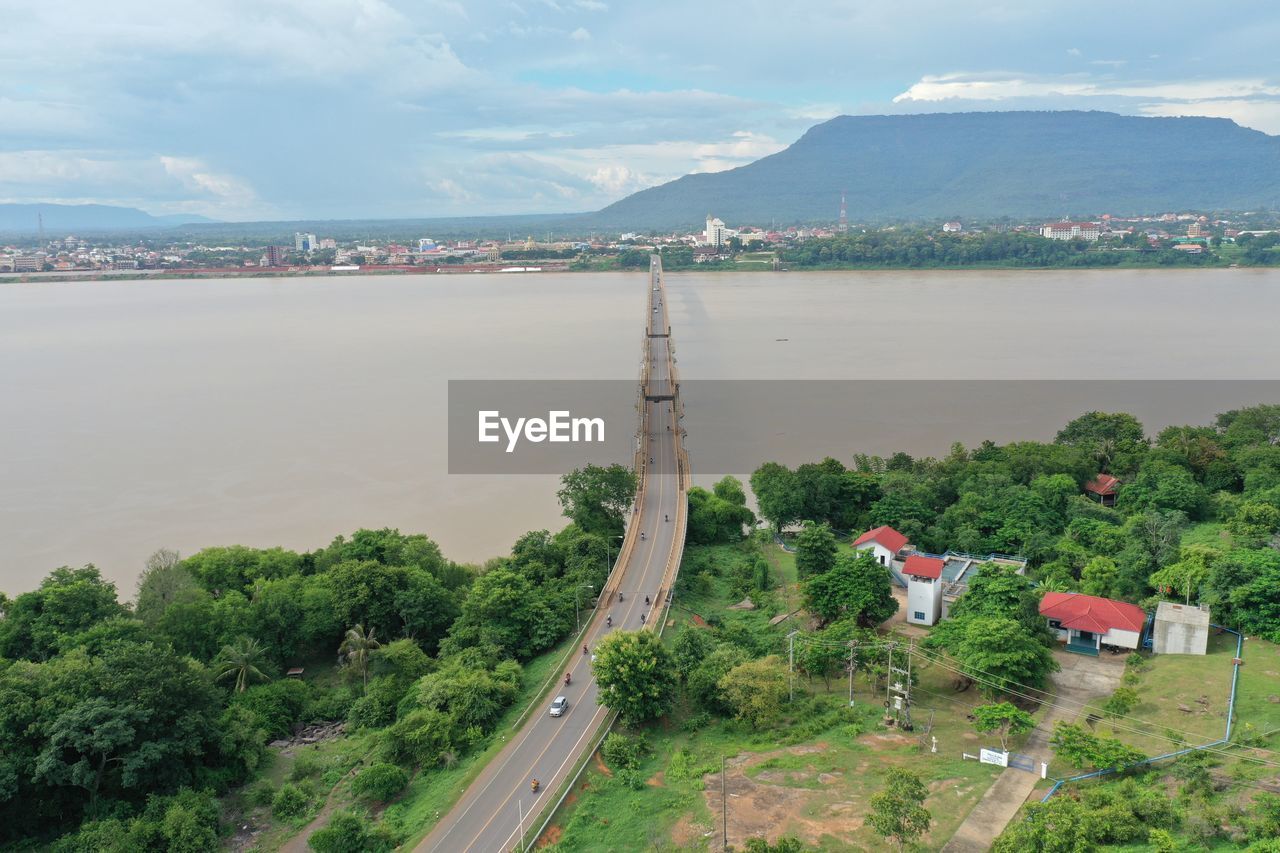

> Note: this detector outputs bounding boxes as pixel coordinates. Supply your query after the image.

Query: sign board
[979,748,1009,767]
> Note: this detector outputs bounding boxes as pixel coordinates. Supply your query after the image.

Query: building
[1152,602,1210,655]
[852,525,909,568]
[1085,474,1120,507]
[1039,591,1146,655]
[1187,223,1207,238]
[942,221,962,233]
[1040,221,1101,241]
[704,215,726,248]
[264,245,288,267]
[903,554,945,626]
[11,255,43,272]
[294,232,318,252]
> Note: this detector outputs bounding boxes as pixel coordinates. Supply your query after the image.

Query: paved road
[417,257,685,852]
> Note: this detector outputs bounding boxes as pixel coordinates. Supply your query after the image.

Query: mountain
[594,111,1280,227]
[0,203,215,234]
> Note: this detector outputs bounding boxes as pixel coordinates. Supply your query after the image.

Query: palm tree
[213,636,271,693]
[339,624,381,690]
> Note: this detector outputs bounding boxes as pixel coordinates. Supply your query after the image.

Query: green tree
[1080,556,1119,597]
[794,522,838,578]
[750,462,802,532]
[802,551,897,627]
[557,464,637,535]
[926,615,1058,697]
[687,644,751,712]
[340,625,381,691]
[212,636,271,693]
[717,656,789,727]
[1101,686,1139,722]
[592,630,677,724]
[671,624,714,682]
[972,702,1035,751]
[133,550,196,626]
[1049,722,1145,771]
[0,566,126,661]
[1055,411,1147,474]
[868,768,932,850]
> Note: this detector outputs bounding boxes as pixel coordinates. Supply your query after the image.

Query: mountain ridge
[0,203,215,234]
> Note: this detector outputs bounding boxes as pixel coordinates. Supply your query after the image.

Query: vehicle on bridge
[548,696,568,717]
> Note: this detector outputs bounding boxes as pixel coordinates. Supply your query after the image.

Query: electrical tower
[37,212,46,247]
[838,190,848,233]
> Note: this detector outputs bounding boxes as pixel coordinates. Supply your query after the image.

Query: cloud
[894,71,1280,103]
[570,27,591,41]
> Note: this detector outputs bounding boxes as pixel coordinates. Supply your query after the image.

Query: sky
[3,0,1279,221]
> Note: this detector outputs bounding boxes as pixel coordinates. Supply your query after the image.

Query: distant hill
[0,203,215,234]
[594,111,1280,228]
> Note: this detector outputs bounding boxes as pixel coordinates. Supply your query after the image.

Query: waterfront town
[2,209,1277,277]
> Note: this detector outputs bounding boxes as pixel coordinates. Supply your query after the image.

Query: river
[3,268,1279,594]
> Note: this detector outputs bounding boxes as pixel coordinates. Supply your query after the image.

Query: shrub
[601,732,647,771]
[351,763,410,802]
[291,750,325,781]
[308,810,395,853]
[235,679,312,739]
[246,779,276,808]
[272,783,310,820]
[1125,652,1146,670]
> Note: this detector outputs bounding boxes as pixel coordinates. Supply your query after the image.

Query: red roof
[852,525,908,554]
[1085,474,1120,496]
[902,554,944,579]
[1039,591,1145,634]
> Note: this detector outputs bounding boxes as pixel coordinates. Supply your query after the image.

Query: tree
[926,616,1058,697]
[868,768,932,850]
[750,462,802,532]
[557,464,637,535]
[0,566,126,661]
[1081,556,1119,597]
[687,645,751,712]
[1049,722,1145,771]
[1102,686,1139,723]
[972,702,1035,751]
[802,551,897,627]
[212,636,271,693]
[671,624,714,682]
[743,837,805,853]
[794,522,838,578]
[1055,412,1147,474]
[340,625,381,690]
[1149,545,1217,604]
[133,550,196,625]
[592,630,677,724]
[717,656,789,727]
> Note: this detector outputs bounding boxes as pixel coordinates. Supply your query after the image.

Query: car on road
[549,695,568,717]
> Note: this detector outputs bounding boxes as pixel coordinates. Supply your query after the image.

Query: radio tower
[838,190,848,233]
[37,212,46,247]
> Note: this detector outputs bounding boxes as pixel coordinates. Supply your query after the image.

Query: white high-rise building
[294,232,318,252]
[704,215,726,248]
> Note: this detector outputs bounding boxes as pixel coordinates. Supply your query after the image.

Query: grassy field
[540,541,1007,851]
[1180,521,1234,550]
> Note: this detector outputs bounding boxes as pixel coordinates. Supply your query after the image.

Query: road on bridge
[417,255,686,852]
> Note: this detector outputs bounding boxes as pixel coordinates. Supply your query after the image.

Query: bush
[246,779,276,808]
[308,810,396,853]
[291,750,325,781]
[272,782,310,820]
[235,678,312,739]
[1125,652,1146,670]
[351,763,410,802]
[601,732,647,771]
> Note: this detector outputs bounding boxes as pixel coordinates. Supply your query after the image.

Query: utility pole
[787,630,799,702]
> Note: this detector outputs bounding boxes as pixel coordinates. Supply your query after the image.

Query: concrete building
[704,215,726,248]
[903,554,944,626]
[11,255,43,272]
[294,232,318,252]
[852,525,909,568]
[1152,601,1210,655]
[942,221,963,233]
[1040,591,1146,655]
[264,245,288,267]
[1041,221,1101,241]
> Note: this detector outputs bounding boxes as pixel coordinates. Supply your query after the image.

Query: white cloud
[894,71,1280,103]
[1138,99,1280,135]
[570,27,591,41]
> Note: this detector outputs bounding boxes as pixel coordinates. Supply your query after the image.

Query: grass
[1181,521,1233,550]
[541,540,1005,851]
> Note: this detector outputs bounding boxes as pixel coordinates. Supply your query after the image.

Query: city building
[943,221,963,233]
[264,245,288,267]
[704,215,726,248]
[12,255,43,272]
[1152,602,1210,655]
[1040,221,1101,241]
[418,238,437,252]
[294,232,318,252]
[903,554,945,626]
[1040,591,1146,655]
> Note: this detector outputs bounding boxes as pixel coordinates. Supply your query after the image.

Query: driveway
[942,648,1125,852]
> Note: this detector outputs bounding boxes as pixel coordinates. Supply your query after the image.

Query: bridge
[416,254,689,852]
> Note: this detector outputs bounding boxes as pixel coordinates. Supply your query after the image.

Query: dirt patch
[671,812,709,847]
[647,771,665,787]
[536,824,563,848]
[690,614,708,627]
[593,751,613,777]
[864,732,917,750]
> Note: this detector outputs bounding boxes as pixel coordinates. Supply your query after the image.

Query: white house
[1039,591,1145,655]
[852,525,909,568]
[903,554,945,626]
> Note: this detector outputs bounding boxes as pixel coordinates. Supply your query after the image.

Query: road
[417,255,686,852]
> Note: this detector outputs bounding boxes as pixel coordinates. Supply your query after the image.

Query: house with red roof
[1039,591,1146,655]
[852,525,909,568]
[903,554,945,626]
[1085,474,1120,507]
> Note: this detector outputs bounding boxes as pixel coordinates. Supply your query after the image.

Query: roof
[852,525,909,554]
[1039,591,1146,634]
[902,554,944,579]
[1154,601,1211,627]
[1085,474,1120,495]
